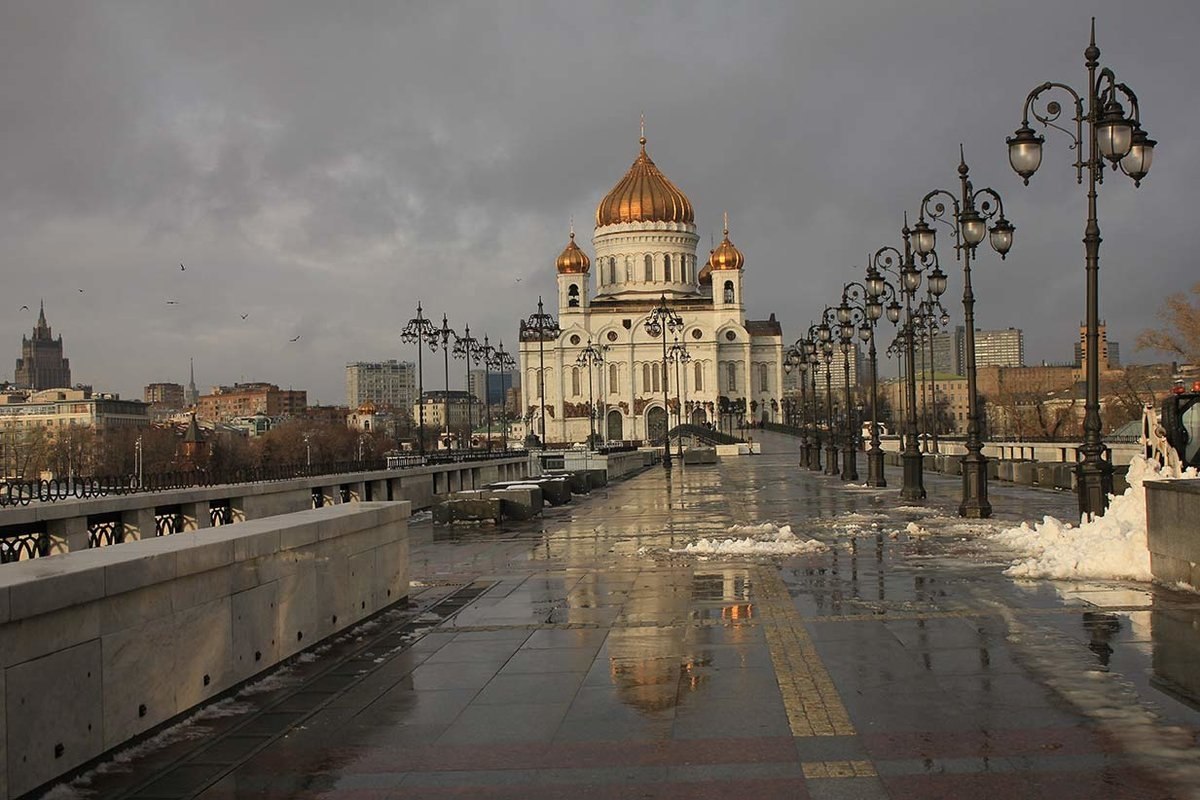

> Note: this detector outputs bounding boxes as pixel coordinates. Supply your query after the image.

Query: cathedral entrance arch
[646,406,668,445]
[690,407,707,426]
[606,410,623,442]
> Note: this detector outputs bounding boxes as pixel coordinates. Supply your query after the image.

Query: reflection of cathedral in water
[565,566,755,715]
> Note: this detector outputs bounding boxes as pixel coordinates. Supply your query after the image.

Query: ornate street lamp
[576,338,606,447]
[872,218,948,500]
[643,294,684,469]
[520,297,560,448]
[835,294,867,482]
[453,323,483,449]
[818,306,840,477]
[490,340,515,450]
[912,293,950,454]
[667,336,692,460]
[479,335,495,450]
[400,301,437,456]
[429,313,458,450]
[913,147,1013,518]
[804,325,823,472]
[784,344,810,467]
[863,269,902,487]
[1007,18,1155,519]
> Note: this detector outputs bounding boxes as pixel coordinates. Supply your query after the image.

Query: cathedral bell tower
[710,215,745,312]
[555,227,591,316]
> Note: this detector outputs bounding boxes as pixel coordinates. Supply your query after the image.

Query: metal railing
[668,424,742,446]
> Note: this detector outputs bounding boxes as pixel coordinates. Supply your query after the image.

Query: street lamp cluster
[791,19,1153,520]
[402,301,516,455]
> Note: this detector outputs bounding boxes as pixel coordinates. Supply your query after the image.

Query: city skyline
[0,2,1195,402]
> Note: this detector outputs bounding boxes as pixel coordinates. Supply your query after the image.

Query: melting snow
[671,523,829,556]
[994,456,1197,582]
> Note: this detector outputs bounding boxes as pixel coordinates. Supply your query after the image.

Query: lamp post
[804,327,822,472]
[667,336,692,460]
[643,294,684,469]
[864,269,903,486]
[913,294,950,454]
[491,341,515,450]
[576,338,606,448]
[480,335,495,450]
[427,314,458,450]
[1006,18,1155,519]
[818,306,840,477]
[835,293,868,482]
[784,344,807,467]
[453,324,483,450]
[521,297,560,448]
[872,220,947,500]
[912,147,1014,518]
[400,302,437,455]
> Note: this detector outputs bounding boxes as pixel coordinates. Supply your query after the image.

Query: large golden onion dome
[555,230,591,274]
[710,216,744,271]
[596,135,694,227]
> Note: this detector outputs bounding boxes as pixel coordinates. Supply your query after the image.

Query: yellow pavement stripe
[802,760,878,779]
[755,567,855,737]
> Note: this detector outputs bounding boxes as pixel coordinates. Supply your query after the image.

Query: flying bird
[289,335,301,342]
[166,300,179,305]
[240,313,249,320]
[78,288,84,293]
[180,263,186,271]
[19,305,28,311]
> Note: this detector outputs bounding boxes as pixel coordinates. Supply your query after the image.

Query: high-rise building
[974,328,1025,368]
[933,326,964,375]
[1073,321,1119,370]
[345,360,416,412]
[14,302,71,390]
[144,382,185,407]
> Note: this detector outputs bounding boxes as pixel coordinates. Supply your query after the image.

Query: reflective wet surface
[49,432,1200,799]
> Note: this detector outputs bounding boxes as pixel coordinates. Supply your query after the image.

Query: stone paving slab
[39,432,1200,799]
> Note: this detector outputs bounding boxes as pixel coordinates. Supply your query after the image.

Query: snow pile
[905,521,930,538]
[671,523,829,556]
[994,456,1197,582]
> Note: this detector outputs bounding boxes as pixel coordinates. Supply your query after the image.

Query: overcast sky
[1,1,1196,403]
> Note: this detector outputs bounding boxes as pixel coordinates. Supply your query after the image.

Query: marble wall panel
[100,616,176,749]
[230,582,279,683]
[172,597,234,712]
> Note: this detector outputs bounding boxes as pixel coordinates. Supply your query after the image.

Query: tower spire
[37,299,46,329]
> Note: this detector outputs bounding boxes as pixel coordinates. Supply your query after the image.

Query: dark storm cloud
[1,0,1196,400]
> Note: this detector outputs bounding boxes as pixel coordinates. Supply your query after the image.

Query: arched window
[694,361,703,391]
[724,280,735,304]
[759,364,769,393]
[644,254,653,282]
[567,284,579,307]
[652,362,661,393]
[683,254,690,282]
[609,363,618,393]
[625,256,633,282]
[572,366,581,396]
[664,254,672,282]
[727,362,737,392]
[609,258,617,285]
[643,363,651,392]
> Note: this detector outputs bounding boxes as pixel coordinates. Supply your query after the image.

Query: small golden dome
[555,230,591,274]
[710,216,744,271]
[358,400,376,414]
[698,249,714,285]
[595,134,694,228]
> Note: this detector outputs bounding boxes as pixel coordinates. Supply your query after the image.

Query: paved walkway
[51,433,1200,799]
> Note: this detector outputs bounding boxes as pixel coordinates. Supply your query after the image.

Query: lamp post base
[809,438,822,472]
[840,446,858,482]
[900,450,926,500]
[958,452,992,518]
[825,444,839,476]
[866,448,886,487]
[1077,455,1113,519]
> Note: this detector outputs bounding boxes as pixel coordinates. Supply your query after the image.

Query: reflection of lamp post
[912,147,1014,518]
[521,297,560,447]
[400,302,437,456]
[667,336,691,460]
[576,338,606,447]
[1006,18,1155,519]
[643,294,684,469]
[872,219,947,500]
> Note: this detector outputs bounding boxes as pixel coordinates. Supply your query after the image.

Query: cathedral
[519,131,784,445]
[15,301,71,390]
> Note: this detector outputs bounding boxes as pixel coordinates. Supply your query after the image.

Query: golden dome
[710,216,744,271]
[555,230,591,274]
[358,400,376,414]
[595,135,694,228]
[698,249,714,285]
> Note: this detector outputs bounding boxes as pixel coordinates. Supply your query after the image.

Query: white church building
[518,131,784,445]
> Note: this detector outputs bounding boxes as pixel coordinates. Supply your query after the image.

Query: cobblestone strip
[755,566,855,737]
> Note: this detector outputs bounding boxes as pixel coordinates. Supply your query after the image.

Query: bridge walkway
[43,432,1200,799]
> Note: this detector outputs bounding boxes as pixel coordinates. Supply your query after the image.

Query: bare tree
[1138,281,1200,364]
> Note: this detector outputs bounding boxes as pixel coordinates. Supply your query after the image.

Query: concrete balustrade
[0,456,528,559]
[0,501,409,799]
[1146,479,1200,587]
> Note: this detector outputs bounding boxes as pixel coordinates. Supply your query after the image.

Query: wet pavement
[46,432,1200,799]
